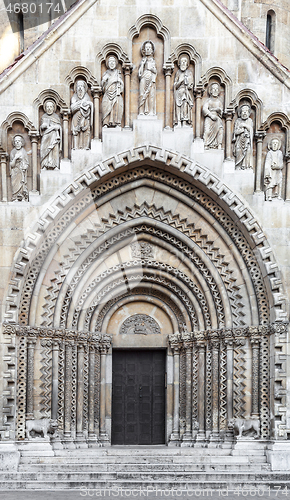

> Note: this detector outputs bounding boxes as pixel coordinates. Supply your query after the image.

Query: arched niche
[33,89,68,130]
[128,14,171,64]
[200,66,232,109]
[230,89,263,131]
[0,111,36,152]
[96,43,131,83]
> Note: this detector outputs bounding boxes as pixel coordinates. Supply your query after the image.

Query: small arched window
[18,11,24,53]
[266,10,276,53]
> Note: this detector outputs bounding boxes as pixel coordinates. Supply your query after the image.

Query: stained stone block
[40,170,73,198]
[192,149,224,176]
[133,117,162,148]
[102,128,134,158]
[163,127,193,157]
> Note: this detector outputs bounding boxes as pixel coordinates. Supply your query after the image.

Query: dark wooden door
[112,350,166,445]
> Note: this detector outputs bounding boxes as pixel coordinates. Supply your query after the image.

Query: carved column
[255,132,266,193]
[163,65,173,129]
[62,112,70,159]
[224,110,234,159]
[194,87,203,139]
[225,339,234,439]
[88,345,96,438]
[99,336,111,444]
[209,339,220,442]
[251,337,260,417]
[92,86,102,139]
[169,334,182,444]
[286,155,290,201]
[51,341,59,421]
[123,64,133,129]
[181,334,193,445]
[0,152,8,202]
[64,342,73,438]
[76,343,84,437]
[29,133,39,192]
[196,340,206,442]
[26,338,36,418]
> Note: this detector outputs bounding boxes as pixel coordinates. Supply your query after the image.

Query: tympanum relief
[202,83,224,149]
[71,79,93,149]
[264,137,284,201]
[101,55,124,127]
[40,100,62,169]
[173,54,194,127]
[138,40,157,116]
[9,134,29,202]
[232,103,253,169]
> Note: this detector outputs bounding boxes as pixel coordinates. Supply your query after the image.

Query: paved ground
[0,488,289,500]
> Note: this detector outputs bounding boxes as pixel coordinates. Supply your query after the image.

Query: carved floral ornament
[119,314,161,335]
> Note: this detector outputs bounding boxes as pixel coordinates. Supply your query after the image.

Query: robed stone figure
[9,134,29,202]
[264,137,284,201]
[138,40,157,116]
[71,80,93,149]
[101,55,124,127]
[203,82,223,149]
[40,100,62,169]
[232,104,253,169]
[173,54,194,126]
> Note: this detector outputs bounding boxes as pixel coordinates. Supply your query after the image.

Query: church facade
[0,0,290,472]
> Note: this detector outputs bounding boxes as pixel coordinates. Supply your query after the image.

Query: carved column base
[168,432,180,446]
[195,431,206,447]
[87,436,102,448]
[51,437,64,450]
[62,438,76,450]
[208,432,220,447]
[180,431,193,447]
[99,432,110,446]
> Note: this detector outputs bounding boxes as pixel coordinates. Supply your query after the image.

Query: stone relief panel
[9,134,29,202]
[120,314,161,335]
[264,137,284,201]
[232,103,254,169]
[202,82,224,149]
[71,79,93,150]
[130,241,154,259]
[40,100,62,170]
[101,55,124,128]
[173,54,194,127]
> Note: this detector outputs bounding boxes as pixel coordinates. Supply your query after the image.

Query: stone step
[2,470,281,481]
[18,462,269,472]
[1,479,290,490]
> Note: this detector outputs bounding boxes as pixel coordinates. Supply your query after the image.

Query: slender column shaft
[211,342,219,437]
[164,68,172,129]
[62,113,69,159]
[1,153,8,202]
[124,68,131,129]
[100,349,107,438]
[92,87,101,139]
[251,339,260,417]
[197,342,206,438]
[173,347,180,437]
[226,341,234,422]
[286,156,290,201]
[195,92,202,139]
[225,113,233,159]
[26,339,36,417]
[51,341,59,420]
[64,343,72,437]
[255,134,265,192]
[30,135,38,192]
[76,344,84,436]
[185,345,192,435]
[88,347,95,436]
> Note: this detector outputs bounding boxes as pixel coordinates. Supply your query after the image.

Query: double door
[112,349,166,445]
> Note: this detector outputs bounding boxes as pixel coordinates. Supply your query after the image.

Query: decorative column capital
[99,334,112,354]
[91,85,102,97]
[168,333,182,353]
[255,131,266,142]
[163,63,174,77]
[60,108,71,118]
[0,151,8,161]
[123,63,133,75]
[224,108,235,120]
[194,85,204,98]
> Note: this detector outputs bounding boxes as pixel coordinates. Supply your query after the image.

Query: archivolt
[4,146,287,329]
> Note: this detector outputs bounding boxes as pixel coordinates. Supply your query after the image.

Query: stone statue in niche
[9,134,29,202]
[232,103,253,169]
[138,40,157,116]
[264,137,284,201]
[71,79,93,149]
[40,100,62,169]
[173,54,194,126]
[101,55,124,127]
[202,82,224,149]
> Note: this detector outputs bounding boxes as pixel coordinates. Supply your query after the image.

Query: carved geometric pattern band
[16,336,27,440]
[233,343,246,418]
[40,339,52,417]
